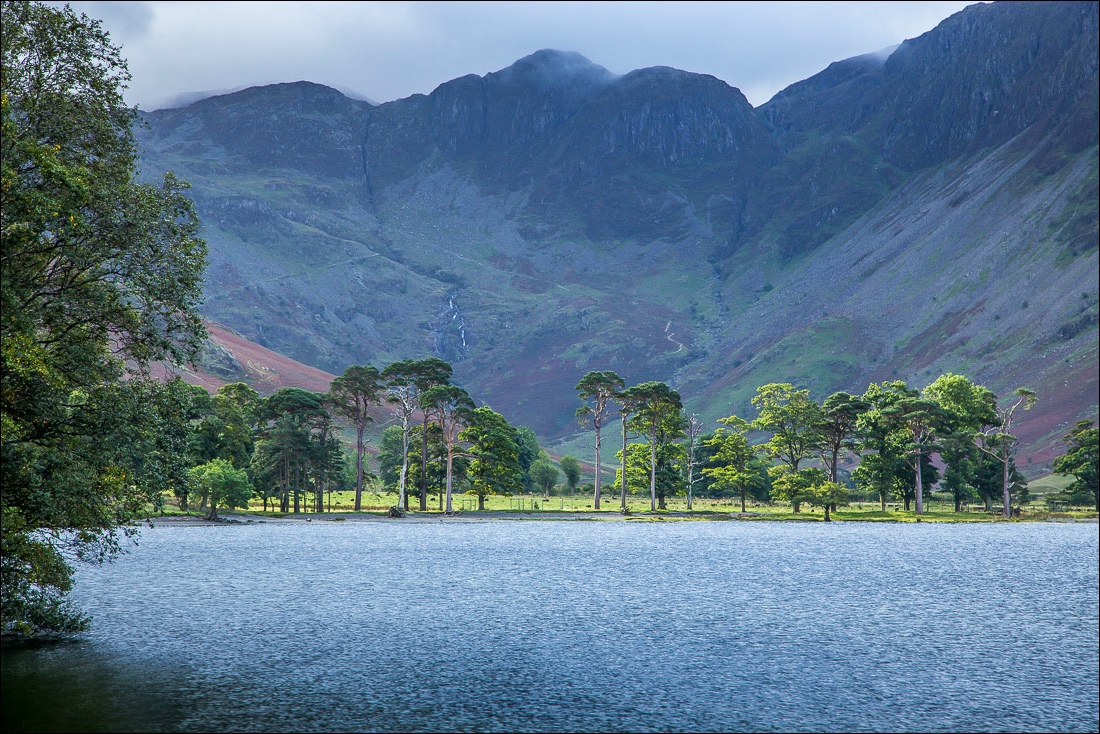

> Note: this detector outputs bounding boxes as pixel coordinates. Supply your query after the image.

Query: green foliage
[703,415,758,511]
[530,459,560,496]
[752,383,825,472]
[188,459,252,520]
[559,455,581,494]
[462,407,523,508]
[1052,420,1099,511]
[769,467,828,513]
[1,1,208,636]
[615,442,685,505]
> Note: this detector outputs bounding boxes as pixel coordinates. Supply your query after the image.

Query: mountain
[135,1,1098,472]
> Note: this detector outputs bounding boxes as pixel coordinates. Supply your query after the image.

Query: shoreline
[139,510,1099,526]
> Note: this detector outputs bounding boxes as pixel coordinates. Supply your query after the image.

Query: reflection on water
[2,521,1098,733]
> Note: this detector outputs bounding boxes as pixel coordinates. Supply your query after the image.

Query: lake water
[2,519,1097,733]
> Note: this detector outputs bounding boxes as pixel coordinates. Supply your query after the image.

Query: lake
[2,519,1097,733]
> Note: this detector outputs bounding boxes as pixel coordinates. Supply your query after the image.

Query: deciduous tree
[1,2,207,636]
[1052,420,1099,511]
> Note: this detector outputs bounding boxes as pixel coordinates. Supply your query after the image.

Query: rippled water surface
[3,520,1097,732]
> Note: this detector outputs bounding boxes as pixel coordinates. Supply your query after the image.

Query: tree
[513,426,541,493]
[976,388,1037,517]
[329,365,383,512]
[1052,420,1098,511]
[383,358,452,511]
[381,359,440,511]
[752,384,825,473]
[923,374,998,512]
[818,392,866,486]
[703,415,756,513]
[805,481,849,522]
[615,387,643,512]
[621,381,683,511]
[883,393,950,516]
[2,2,207,636]
[530,459,560,497]
[559,455,581,496]
[189,459,252,521]
[376,425,405,490]
[855,381,915,512]
[752,384,824,512]
[255,388,329,513]
[684,414,705,510]
[770,467,827,514]
[420,384,474,513]
[461,407,522,510]
[575,370,624,510]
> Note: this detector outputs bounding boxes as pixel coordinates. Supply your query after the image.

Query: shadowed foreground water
[2,520,1097,733]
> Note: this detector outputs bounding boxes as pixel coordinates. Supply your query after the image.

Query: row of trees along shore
[2,2,1098,641]
[575,371,1091,521]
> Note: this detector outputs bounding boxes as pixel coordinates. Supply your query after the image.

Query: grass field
[153,479,1098,523]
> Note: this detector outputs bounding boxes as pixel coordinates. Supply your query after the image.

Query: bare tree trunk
[445,448,454,514]
[649,437,657,512]
[398,426,410,512]
[593,425,602,510]
[419,419,429,511]
[354,422,365,512]
[1001,450,1012,518]
[914,453,924,516]
[620,417,629,512]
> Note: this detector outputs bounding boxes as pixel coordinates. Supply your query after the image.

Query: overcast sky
[58,1,979,110]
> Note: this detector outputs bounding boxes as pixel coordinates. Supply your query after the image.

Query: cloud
[55,0,977,110]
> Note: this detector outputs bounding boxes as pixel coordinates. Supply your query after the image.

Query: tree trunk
[914,453,924,515]
[354,422,365,512]
[1001,451,1012,518]
[593,425,602,510]
[399,427,410,513]
[741,489,747,514]
[478,494,485,511]
[444,449,454,513]
[419,418,429,512]
[880,493,886,512]
[620,417,629,512]
[823,504,831,522]
[649,437,657,512]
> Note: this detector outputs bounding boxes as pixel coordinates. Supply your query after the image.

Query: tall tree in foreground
[420,384,474,513]
[1052,420,1099,511]
[1,2,207,636]
[884,393,949,516]
[977,388,1037,518]
[621,381,683,511]
[575,370,624,510]
[329,365,383,511]
[407,359,453,511]
[381,360,423,511]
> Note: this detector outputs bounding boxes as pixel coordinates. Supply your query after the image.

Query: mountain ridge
[135,0,1098,472]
